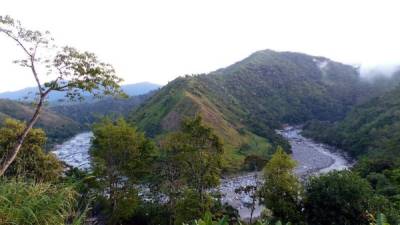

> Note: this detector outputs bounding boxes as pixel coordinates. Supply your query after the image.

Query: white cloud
[1,0,400,91]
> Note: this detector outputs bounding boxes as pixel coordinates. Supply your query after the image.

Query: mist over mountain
[129,49,394,171]
[2,2,400,223]
[360,64,400,79]
[303,65,400,155]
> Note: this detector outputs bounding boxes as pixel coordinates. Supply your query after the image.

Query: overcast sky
[1,0,400,92]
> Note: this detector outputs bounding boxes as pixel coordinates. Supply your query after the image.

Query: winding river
[218,126,351,220]
[53,126,351,220]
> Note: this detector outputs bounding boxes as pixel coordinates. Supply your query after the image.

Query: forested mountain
[0,83,158,147]
[0,82,160,104]
[50,92,153,125]
[129,50,377,171]
[303,78,400,158]
[0,99,83,146]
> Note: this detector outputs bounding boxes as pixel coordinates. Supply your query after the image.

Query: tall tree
[0,15,123,176]
[90,118,154,224]
[157,133,187,225]
[259,147,303,223]
[156,117,224,224]
[179,117,224,212]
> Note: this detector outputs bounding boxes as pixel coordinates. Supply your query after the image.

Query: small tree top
[0,15,124,101]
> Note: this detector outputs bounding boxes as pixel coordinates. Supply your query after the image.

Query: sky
[1,0,400,92]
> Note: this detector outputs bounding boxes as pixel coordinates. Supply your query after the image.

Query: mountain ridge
[0,82,161,104]
[129,49,377,171]
[0,99,83,146]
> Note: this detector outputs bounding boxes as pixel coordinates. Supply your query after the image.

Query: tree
[235,174,261,224]
[259,147,303,223]
[90,118,154,224]
[304,170,374,225]
[156,133,187,225]
[156,117,224,224]
[0,15,123,176]
[0,118,62,182]
[178,117,224,213]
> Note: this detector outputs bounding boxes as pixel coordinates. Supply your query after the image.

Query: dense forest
[51,92,154,125]
[302,80,400,223]
[1,15,400,225]
[130,50,397,172]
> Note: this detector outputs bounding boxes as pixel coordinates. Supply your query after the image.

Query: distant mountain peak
[0,82,161,105]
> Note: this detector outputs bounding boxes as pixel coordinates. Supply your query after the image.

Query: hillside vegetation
[130,50,374,171]
[0,99,83,146]
[303,82,400,158]
[50,93,153,125]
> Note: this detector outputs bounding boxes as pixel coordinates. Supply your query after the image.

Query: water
[278,126,351,177]
[219,126,351,220]
[52,132,93,170]
[53,126,351,220]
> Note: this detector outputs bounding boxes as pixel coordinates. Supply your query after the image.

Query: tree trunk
[0,96,45,176]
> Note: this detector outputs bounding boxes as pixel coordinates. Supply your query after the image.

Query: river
[218,126,352,220]
[53,132,92,170]
[52,126,351,221]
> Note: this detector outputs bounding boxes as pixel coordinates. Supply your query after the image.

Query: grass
[0,180,85,225]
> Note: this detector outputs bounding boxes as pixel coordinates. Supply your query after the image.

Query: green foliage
[259,147,303,223]
[304,170,375,225]
[303,83,400,158]
[376,213,391,225]
[175,189,213,225]
[189,212,227,225]
[0,180,84,225]
[178,117,224,194]
[50,94,151,125]
[0,118,62,182]
[156,117,224,225]
[254,219,292,225]
[0,15,124,177]
[130,50,373,171]
[90,117,154,224]
[303,85,400,224]
[0,99,83,146]
[187,212,292,225]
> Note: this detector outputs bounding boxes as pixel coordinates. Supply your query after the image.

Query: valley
[1,8,400,225]
[53,126,351,221]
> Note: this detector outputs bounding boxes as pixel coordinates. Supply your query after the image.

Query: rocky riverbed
[53,126,351,221]
[53,132,93,170]
[218,126,351,220]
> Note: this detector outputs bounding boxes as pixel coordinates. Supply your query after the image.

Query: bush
[304,170,374,225]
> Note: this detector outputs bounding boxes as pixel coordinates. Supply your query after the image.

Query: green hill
[130,50,371,171]
[0,99,83,147]
[50,93,152,125]
[303,80,400,158]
